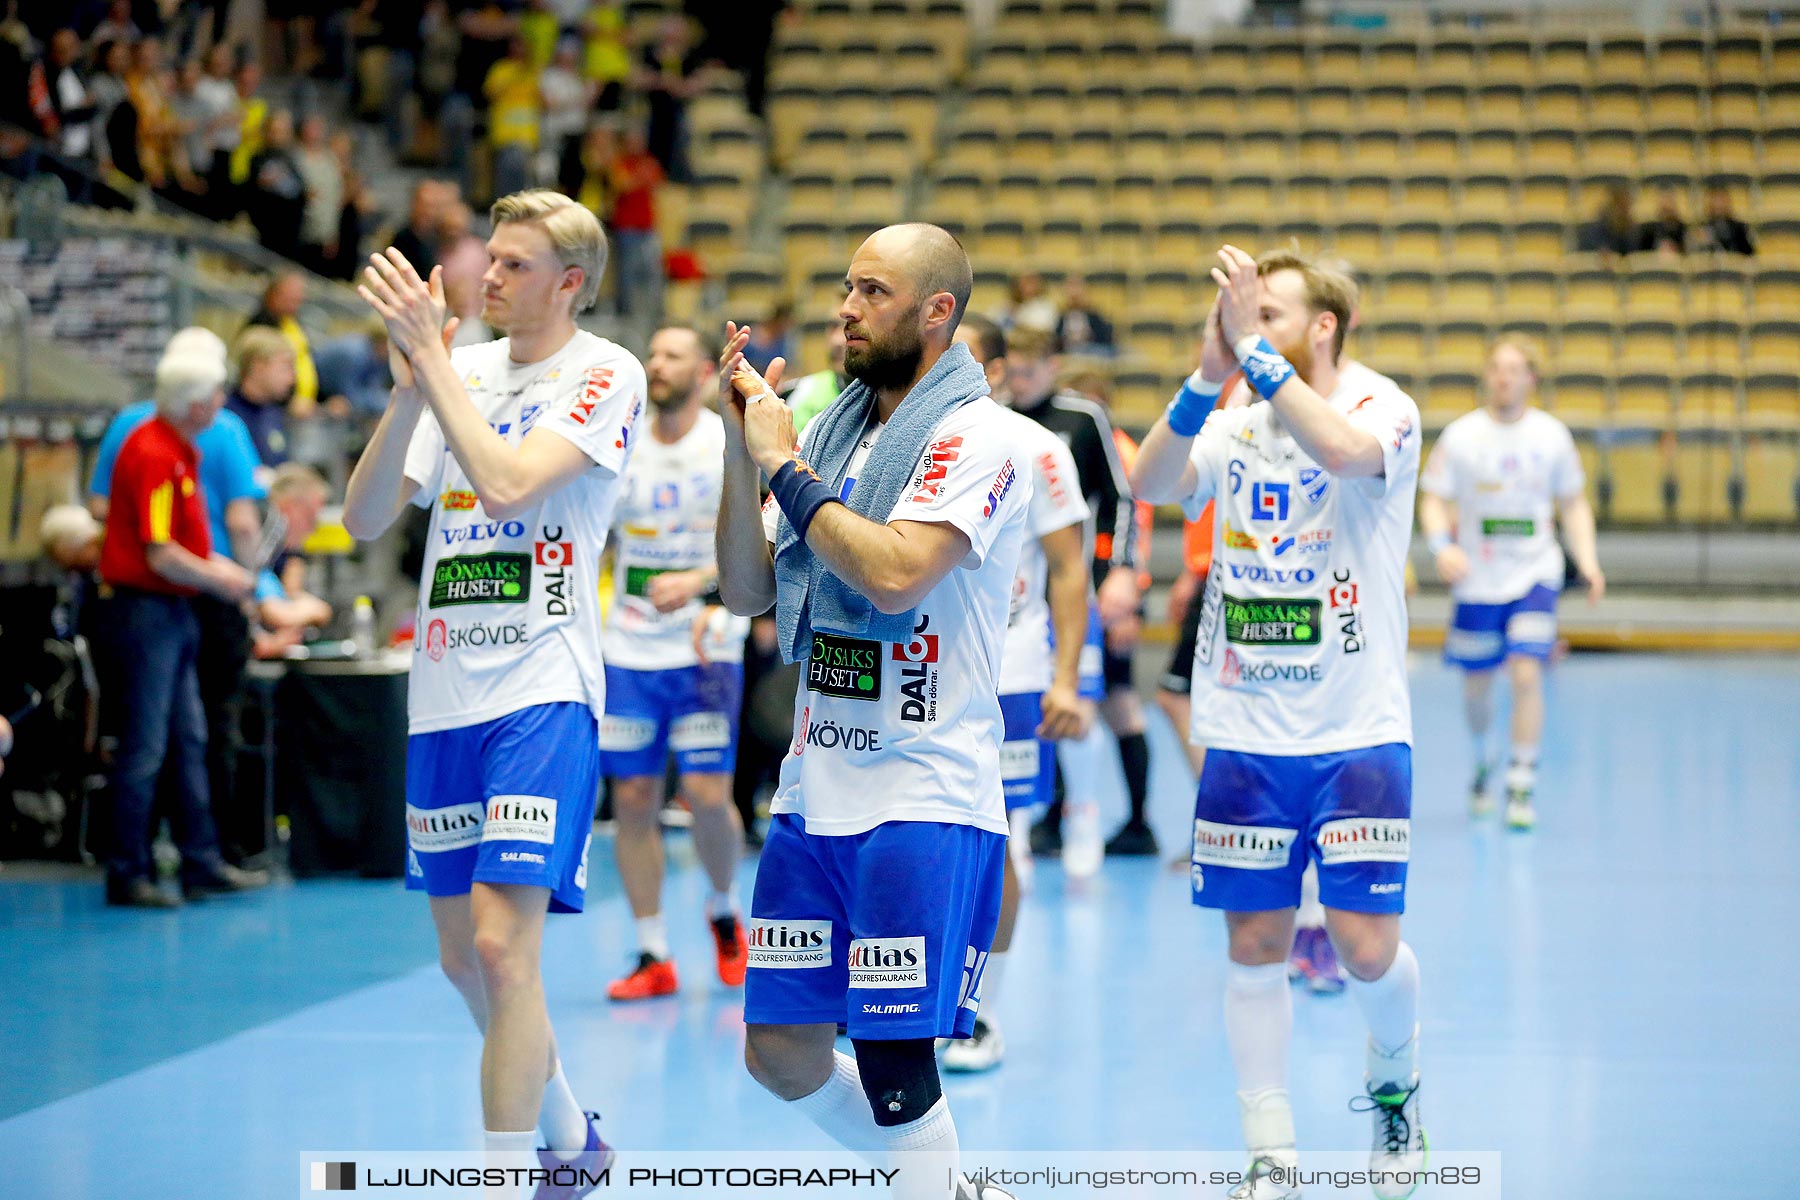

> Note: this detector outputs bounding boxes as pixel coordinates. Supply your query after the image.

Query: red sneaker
[607,953,678,1001]
[710,913,748,987]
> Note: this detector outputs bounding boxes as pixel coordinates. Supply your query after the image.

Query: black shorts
[1159,576,1207,696]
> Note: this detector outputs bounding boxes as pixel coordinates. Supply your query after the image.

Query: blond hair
[234,326,293,380]
[40,504,101,555]
[1488,333,1544,381]
[490,189,608,313]
[268,462,328,504]
[1255,249,1359,364]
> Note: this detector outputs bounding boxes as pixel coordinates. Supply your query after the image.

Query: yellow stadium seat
[1480,37,1535,87]
[1564,271,1623,320]
[1219,172,1278,218]
[1715,33,1767,84]
[1757,219,1800,262]
[1035,218,1091,267]
[1683,319,1744,370]
[1120,129,1173,173]
[1458,176,1514,222]
[1513,173,1569,222]
[1690,268,1749,322]
[1590,83,1644,124]
[1449,221,1508,268]
[1616,371,1677,426]
[1502,269,1559,321]
[1744,373,1800,432]
[1678,370,1741,431]
[1375,270,1435,318]
[1355,88,1413,131]
[1440,269,1500,320]
[1328,221,1385,267]
[1770,82,1800,126]
[1409,128,1462,169]
[1341,173,1391,216]
[1419,83,1471,124]
[993,172,1042,213]
[1557,320,1617,368]
[1646,82,1702,125]
[1740,435,1800,521]
[1369,320,1427,367]
[1044,173,1104,223]
[1472,83,1528,126]
[1749,267,1799,313]
[1709,82,1763,128]
[1422,371,1480,425]
[1285,174,1334,221]
[1596,35,1649,84]
[974,218,1029,263]
[1434,321,1491,374]
[1424,37,1478,87]
[1167,175,1214,218]
[1110,176,1162,225]
[1605,440,1673,523]
[1310,37,1364,89]
[1583,126,1640,173]
[1539,35,1592,86]
[1619,320,1681,375]
[1297,129,1348,171]
[1147,219,1206,267]
[1653,35,1708,86]
[1747,320,1800,377]
[1524,127,1581,171]
[1137,267,1200,315]
[1549,371,1611,428]
[1244,84,1301,125]
[1235,132,1289,173]
[1624,269,1686,323]
[1673,439,1735,524]
[1574,436,1603,484]
[1372,36,1421,79]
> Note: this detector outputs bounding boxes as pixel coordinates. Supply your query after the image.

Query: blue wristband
[769,459,840,543]
[1235,334,1297,401]
[1166,374,1222,437]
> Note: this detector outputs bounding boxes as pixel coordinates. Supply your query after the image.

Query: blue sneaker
[533,1112,615,1199]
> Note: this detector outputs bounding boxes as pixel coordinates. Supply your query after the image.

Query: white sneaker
[1227,1155,1302,1200]
[956,1174,1017,1199]
[1504,788,1536,831]
[941,1017,1004,1073]
[1063,800,1102,879]
[1354,1043,1427,1200]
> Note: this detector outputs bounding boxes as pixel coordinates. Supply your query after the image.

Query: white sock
[881,1097,959,1199]
[1006,808,1035,887]
[1224,961,1292,1095]
[636,913,670,960]
[1295,863,1325,929]
[483,1129,536,1200]
[707,886,739,917]
[1506,746,1539,793]
[539,1060,589,1158]
[790,1051,884,1163]
[1348,941,1420,1062]
[977,951,1006,1023]
[1057,720,1112,799]
[1236,1087,1298,1163]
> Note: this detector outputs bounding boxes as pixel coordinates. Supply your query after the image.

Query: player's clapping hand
[1433,544,1470,587]
[732,358,798,478]
[1197,295,1238,385]
[387,312,461,394]
[719,323,784,437]
[359,250,449,362]
[1210,244,1262,347]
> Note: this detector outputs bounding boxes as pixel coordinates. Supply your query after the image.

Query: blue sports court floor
[2,653,1796,1199]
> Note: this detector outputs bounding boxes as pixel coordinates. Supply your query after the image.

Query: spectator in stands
[315,323,395,417]
[46,29,100,161]
[225,58,267,203]
[1577,184,1639,260]
[744,301,795,374]
[125,36,178,189]
[95,349,264,908]
[483,34,540,200]
[90,0,141,49]
[334,134,378,282]
[518,0,559,65]
[571,121,617,220]
[245,271,319,413]
[294,113,346,274]
[435,197,490,308]
[1698,186,1755,256]
[227,326,299,467]
[439,1,520,197]
[1002,270,1060,335]
[1056,274,1116,357]
[255,463,335,638]
[636,14,707,183]
[92,40,138,178]
[357,0,427,154]
[41,504,104,643]
[689,0,782,119]
[247,109,306,258]
[1639,187,1688,257]
[539,35,591,193]
[610,124,666,320]
[581,2,631,113]
[165,57,215,205]
[389,177,448,275]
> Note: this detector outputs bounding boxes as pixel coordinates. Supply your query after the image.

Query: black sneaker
[1028,815,1062,856]
[1104,821,1159,856]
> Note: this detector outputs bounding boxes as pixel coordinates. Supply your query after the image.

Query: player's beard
[843,308,925,392]
[648,368,698,411]
[1274,329,1316,389]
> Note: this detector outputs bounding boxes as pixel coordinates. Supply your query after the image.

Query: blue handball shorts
[404,701,600,914]
[999,691,1054,812]
[1444,583,1560,671]
[598,661,744,778]
[1189,743,1412,916]
[744,814,1007,1040]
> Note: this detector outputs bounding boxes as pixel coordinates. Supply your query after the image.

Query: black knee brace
[850,1037,942,1127]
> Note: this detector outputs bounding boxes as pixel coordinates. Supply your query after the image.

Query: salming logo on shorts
[847,937,927,990]
[406,802,484,853]
[1191,818,1298,870]
[998,739,1040,781]
[1315,817,1411,865]
[746,918,831,968]
[599,715,657,752]
[958,946,989,1013]
[482,795,557,845]
[670,712,730,750]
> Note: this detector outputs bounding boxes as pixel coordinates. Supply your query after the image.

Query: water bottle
[351,596,376,659]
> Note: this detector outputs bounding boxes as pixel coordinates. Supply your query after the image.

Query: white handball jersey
[402,331,645,734]
[1419,407,1585,605]
[995,407,1090,696]
[760,396,1032,836]
[602,408,750,669]
[1180,360,1421,757]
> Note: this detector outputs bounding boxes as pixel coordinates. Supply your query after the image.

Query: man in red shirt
[98,349,264,908]
[608,126,665,320]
